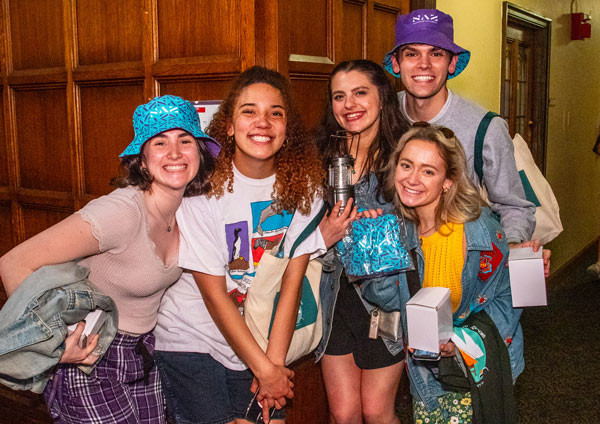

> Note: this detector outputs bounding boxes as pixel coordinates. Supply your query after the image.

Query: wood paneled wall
[0,0,409,421]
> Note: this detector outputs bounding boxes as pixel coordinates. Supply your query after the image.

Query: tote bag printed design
[244,205,326,365]
[269,275,319,332]
[512,133,563,245]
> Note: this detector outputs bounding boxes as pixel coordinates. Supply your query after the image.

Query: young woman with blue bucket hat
[0,94,219,423]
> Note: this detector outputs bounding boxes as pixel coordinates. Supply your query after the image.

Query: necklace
[418,224,436,237]
[153,198,174,232]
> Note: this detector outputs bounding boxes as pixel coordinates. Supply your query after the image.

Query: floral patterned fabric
[413,391,473,424]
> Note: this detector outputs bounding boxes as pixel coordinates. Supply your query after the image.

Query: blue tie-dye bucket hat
[382,9,470,80]
[120,95,220,157]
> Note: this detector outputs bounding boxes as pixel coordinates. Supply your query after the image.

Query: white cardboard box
[508,247,547,307]
[67,309,108,347]
[406,287,453,353]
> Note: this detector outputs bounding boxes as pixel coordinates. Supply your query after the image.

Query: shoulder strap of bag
[277,203,328,258]
[406,249,421,297]
[474,111,500,184]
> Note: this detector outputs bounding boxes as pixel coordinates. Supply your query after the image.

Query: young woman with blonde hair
[377,123,523,423]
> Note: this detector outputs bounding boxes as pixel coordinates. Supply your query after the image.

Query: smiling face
[142,129,200,194]
[392,44,458,102]
[227,82,287,178]
[330,70,382,145]
[395,138,452,220]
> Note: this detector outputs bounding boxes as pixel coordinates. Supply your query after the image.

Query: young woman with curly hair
[314,60,410,424]
[154,66,326,424]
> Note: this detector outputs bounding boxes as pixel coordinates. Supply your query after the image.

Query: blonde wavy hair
[205,67,324,215]
[382,124,487,230]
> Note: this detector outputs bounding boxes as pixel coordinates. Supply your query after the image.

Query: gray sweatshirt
[399,90,535,243]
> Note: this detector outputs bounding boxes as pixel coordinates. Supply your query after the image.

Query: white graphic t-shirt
[154,165,326,370]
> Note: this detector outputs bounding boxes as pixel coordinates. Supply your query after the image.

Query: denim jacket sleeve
[456,210,511,318]
[405,208,524,411]
[0,262,118,393]
[457,208,524,378]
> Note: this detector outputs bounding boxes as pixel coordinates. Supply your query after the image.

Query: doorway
[501,3,551,173]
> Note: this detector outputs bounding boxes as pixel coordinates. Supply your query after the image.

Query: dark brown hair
[316,60,410,191]
[110,137,215,197]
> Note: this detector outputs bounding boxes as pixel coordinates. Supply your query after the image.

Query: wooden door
[503,25,534,143]
[276,0,408,129]
[501,3,550,172]
[0,0,409,421]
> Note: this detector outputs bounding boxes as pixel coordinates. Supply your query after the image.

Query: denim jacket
[400,208,524,412]
[315,174,405,361]
[0,261,118,393]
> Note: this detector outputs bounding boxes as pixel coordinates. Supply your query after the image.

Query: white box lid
[406,286,451,308]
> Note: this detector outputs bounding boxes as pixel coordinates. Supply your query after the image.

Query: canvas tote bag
[244,204,327,365]
[511,133,563,244]
[474,112,563,244]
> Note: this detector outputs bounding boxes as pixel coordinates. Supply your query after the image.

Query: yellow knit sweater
[420,223,464,312]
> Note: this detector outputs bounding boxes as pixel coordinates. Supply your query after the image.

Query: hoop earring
[282,138,289,148]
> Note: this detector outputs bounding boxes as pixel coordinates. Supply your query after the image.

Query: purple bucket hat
[382,9,470,80]
[120,95,220,158]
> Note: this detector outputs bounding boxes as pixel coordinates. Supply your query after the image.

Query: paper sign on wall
[192,100,221,131]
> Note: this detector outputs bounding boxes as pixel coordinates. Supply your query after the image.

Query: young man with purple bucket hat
[381,8,551,422]
[383,9,536,246]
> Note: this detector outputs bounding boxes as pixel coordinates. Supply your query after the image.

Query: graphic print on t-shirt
[225,221,250,273]
[250,201,293,265]
[225,200,293,291]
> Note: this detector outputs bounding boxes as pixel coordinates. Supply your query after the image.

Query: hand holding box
[406,287,453,353]
[508,247,547,307]
[67,309,108,348]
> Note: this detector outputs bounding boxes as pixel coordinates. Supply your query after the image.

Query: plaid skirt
[43,332,166,423]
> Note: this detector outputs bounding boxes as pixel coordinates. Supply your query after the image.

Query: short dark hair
[110,137,214,197]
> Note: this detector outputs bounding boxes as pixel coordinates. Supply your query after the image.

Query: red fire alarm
[571,13,591,40]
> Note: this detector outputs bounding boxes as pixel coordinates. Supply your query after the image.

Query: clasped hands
[250,363,294,422]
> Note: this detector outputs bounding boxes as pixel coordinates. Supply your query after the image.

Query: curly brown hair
[206,66,324,214]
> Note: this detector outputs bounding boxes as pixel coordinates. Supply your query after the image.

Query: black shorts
[324,273,405,369]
